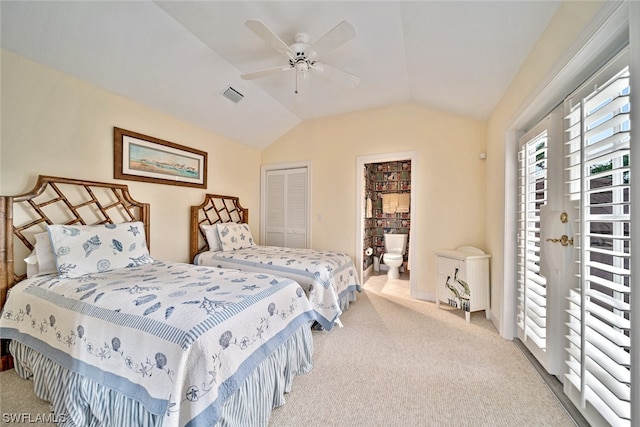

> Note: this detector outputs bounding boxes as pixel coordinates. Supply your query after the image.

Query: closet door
[264,167,308,248]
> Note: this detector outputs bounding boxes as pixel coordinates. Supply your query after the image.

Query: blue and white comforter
[0,261,316,427]
[194,246,361,330]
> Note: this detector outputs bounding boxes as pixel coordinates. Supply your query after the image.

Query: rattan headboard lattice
[190,194,248,262]
[0,176,150,308]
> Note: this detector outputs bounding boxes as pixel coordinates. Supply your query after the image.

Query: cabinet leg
[465,311,470,323]
[485,310,490,320]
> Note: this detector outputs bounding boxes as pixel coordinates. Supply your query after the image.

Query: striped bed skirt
[10,323,313,426]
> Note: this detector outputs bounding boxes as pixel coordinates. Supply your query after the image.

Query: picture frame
[114,127,207,188]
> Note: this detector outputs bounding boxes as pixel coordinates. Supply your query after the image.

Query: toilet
[383,233,408,279]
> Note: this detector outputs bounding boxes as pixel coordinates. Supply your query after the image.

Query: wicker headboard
[190,194,248,262]
[0,176,150,308]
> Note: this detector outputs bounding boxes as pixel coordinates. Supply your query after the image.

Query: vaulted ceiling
[1,1,561,150]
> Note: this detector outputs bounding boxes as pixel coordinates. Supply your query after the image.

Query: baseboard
[411,290,435,302]
[363,265,373,283]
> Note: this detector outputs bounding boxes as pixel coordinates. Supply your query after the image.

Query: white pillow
[47,221,154,278]
[23,232,58,278]
[216,222,255,251]
[24,249,39,279]
[35,231,57,275]
[200,223,223,252]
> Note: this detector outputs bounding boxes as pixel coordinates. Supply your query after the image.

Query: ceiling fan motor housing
[288,34,316,79]
[291,33,310,52]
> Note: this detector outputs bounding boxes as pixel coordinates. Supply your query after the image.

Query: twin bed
[190,194,361,331]
[0,176,319,426]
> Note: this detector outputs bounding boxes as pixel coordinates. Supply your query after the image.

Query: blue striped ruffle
[10,322,313,427]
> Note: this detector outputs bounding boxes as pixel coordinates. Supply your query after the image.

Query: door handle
[546,235,574,246]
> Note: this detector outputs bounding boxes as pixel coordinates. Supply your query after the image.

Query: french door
[517,107,577,377]
[518,48,632,426]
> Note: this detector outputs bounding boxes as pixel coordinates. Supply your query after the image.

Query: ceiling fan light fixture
[295,61,308,76]
[294,60,311,80]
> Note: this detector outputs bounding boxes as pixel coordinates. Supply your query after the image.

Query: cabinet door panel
[436,257,469,311]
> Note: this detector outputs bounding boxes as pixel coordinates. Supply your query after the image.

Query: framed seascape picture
[114,127,207,188]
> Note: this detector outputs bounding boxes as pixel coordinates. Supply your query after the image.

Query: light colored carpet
[0,272,575,426]
[0,368,55,426]
[269,272,575,426]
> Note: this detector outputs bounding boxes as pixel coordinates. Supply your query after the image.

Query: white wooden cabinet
[435,247,490,322]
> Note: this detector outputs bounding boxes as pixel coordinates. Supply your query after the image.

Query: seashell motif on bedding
[82,235,102,257]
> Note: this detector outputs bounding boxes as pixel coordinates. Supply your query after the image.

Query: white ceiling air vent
[222,86,244,104]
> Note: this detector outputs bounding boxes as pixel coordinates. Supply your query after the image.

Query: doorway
[356,152,417,298]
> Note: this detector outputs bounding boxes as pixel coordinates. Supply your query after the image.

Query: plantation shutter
[264,168,308,248]
[563,49,631,426]
[516,129,549,350]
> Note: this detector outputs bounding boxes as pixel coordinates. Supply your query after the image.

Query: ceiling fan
[240,19,360,93]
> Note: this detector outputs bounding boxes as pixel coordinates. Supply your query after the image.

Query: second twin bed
[190,194,362,331]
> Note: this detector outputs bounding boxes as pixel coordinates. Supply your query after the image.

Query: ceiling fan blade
[312,62,360,88]
[245,20,294,58]
[308,20,356,59]
[241,66,291,80]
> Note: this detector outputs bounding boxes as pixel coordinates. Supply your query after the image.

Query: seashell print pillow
[47,221,154,278]
[215,222,255,251]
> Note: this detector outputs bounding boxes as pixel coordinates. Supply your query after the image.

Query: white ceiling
[1,1,561,150]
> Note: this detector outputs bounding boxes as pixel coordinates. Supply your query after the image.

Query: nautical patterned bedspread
[0,261,315,427]
[194,246,361,330]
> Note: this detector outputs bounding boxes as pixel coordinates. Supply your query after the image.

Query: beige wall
[0,0,610,334]
[485,0,605,336]
[262,103,486,300]
[0,50,262,263]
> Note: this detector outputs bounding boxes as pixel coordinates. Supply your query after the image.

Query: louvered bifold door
[284,169,308,249]
[265,171,286,246]
[264,168,309,248]
[563,49,631,427]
